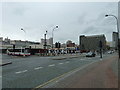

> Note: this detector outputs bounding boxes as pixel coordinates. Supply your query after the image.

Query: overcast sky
[1,2,118,44]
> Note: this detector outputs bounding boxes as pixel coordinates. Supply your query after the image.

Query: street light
[21,28,26,47]
[105,14,120,59]
[21,28,26,41]
[52,25,59,49]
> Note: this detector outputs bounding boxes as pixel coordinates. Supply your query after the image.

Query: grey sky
[1,2,118,44]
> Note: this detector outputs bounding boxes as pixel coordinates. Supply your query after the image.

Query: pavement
[1,53,118,88]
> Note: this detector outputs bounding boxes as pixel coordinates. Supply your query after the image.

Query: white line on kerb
[34,67,43,70]
[15,70,28,74]
[59,63,63,65]
[48,64,55,67]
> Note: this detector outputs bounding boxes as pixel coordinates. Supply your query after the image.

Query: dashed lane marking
[22,70,28,73]
[48,64,55,67]
[34,67,43,70]
[33,60,98,89]
[15,70,28,74]
[15,71,22,74]
[59,63,63,65]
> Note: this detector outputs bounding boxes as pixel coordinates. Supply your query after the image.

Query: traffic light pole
[100,48,102,58]
[99,40,102,58]
[44,33,47,49]
[44,31,47,56]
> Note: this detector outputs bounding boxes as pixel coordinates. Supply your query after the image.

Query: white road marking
[15,70,28,74]
[48,64,55,67]
[15,71,22,74]
[0,76,2,78]
[34,67,43,70]
[22,70,28,73]
[59,63,63,65]
[37,60,98,88]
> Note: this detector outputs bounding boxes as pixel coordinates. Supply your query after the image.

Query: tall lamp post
[105,14,120,59]
[52,25,59,49]
[21,28,26,40]
[21,28,26,52]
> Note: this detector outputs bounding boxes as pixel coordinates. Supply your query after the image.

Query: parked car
[86,52,96,57]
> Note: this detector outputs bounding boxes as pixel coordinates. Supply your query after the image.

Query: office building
[79,34,106,51]
[112,32,118,50]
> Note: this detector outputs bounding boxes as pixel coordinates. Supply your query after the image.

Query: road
[2,53,118,88]
[43,54,118,88]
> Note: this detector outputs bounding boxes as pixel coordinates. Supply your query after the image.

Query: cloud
[77,12,87,25]
[2,2,118,44]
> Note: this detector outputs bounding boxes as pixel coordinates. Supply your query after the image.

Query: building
[0,37,13,49]
[4,37,10,45]
[0,37,3,46]
[61,43,66,48]
[66,40,72,45]
[106,41,113,48]
[41,37,53,48]
[67,43,75,47]
[112,32,118,50]
[79,34,106,51]
[66,40,76,50]
[0,37,42,49]
[10,40,41,49]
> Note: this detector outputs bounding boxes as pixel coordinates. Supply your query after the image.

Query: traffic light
[55,42,58,48]
[13,44,15,50]
[55,42,61,48]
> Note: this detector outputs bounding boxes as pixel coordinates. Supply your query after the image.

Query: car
[86,52,96,57]
[107,51,113,54]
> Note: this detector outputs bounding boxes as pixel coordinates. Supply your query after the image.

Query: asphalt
[2,53,117,88]
[42,54,118,88]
